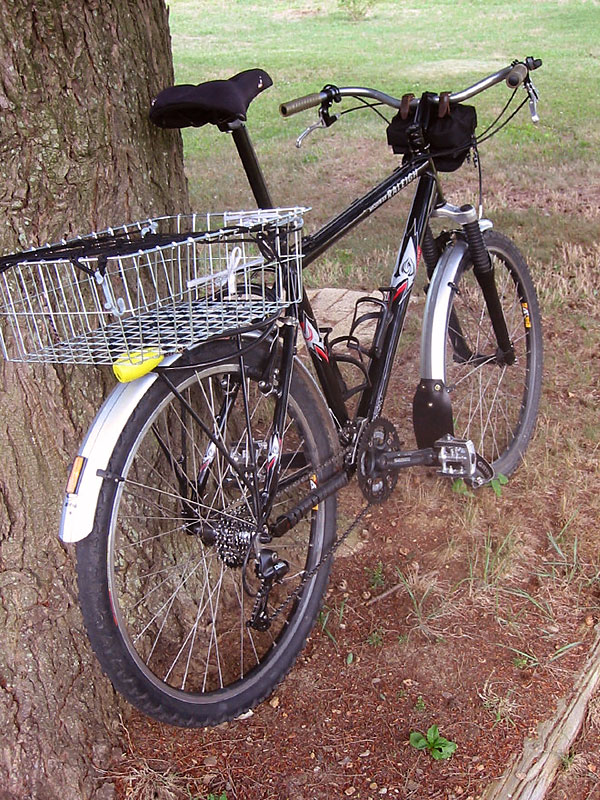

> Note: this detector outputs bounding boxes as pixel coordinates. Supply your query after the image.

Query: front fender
[419,238,469,382]
[59,356,180,544]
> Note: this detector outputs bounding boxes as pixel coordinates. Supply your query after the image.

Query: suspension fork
[431,202,515,363]
[461,213,514,364]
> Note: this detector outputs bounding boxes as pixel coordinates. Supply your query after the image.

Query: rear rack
[0,208,306,365]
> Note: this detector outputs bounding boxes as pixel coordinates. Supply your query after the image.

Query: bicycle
[0,58,543,727]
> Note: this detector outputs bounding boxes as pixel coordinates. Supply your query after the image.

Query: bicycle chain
[261,441,373,626]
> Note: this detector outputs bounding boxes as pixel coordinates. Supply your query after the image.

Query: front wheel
[444,230,543,477]
[76,340,338,727]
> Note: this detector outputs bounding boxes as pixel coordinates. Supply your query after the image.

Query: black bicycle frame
[233,121,440,434]
[232,120,508,454]
[297,159,439,430]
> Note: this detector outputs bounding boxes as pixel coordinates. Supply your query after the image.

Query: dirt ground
[109,244,600,800]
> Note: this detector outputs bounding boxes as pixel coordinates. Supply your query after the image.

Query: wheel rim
[106,364,325,701]
[446,251,533,472]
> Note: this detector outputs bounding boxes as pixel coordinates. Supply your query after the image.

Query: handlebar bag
[386,103,477,172]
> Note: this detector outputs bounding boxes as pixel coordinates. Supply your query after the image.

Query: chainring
[357,417,401,504]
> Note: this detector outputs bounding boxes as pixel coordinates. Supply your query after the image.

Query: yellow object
[113,348,164,382]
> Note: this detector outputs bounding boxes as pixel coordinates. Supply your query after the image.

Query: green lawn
[167,0,600,286]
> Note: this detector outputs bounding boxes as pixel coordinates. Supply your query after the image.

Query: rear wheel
[445,230,543,476]
[76,340,337,727]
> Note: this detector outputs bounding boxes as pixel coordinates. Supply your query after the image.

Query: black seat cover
[149,68,273,130]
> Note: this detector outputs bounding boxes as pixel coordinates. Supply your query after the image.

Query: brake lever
[525,78,540,124]
[296,117,326,148]
[295,106,339,148]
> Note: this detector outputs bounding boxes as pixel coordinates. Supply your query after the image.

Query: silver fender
[419,238,468,382]
[60,356,180,544]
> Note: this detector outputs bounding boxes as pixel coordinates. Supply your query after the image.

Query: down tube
[357,172,439,420]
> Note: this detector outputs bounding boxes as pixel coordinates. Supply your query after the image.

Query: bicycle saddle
[149,68,273,130]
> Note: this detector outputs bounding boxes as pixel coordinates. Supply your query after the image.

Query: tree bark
[0,2,188,798]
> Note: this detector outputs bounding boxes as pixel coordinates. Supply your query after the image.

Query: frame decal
[300,317,329,362]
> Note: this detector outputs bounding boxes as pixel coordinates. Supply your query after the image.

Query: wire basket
[0,208,305,365]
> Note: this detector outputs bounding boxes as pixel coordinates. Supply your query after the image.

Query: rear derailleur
[247,549,290,631]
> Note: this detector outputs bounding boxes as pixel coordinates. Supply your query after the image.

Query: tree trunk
[0,2,188,798]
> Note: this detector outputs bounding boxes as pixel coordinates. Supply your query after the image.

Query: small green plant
[318,606,338,650]
[366,561,385,588]
[409,725,457,760]
[489,473,509,497]
[452,478,474,498]
[560,750,576,771]
[414,695,426,712]
[367,628,384,647]
[338,0,380,21]
[510,647,539,670]
[207,794,228,800]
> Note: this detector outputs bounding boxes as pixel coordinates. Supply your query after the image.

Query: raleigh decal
[368,168,420,213]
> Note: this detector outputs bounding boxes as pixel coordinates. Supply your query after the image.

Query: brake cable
[476,94,529,145]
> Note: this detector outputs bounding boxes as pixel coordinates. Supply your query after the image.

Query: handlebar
[280,57,542,117]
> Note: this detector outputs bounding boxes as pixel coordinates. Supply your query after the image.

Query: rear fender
[59,356,180,544]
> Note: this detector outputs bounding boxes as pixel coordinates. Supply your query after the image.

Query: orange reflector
[66,456,87,494]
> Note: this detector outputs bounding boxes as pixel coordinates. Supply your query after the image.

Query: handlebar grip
[280,92,327,117]
[506,62,528,88]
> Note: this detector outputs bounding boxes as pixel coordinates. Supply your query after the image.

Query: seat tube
[230,123,274,209]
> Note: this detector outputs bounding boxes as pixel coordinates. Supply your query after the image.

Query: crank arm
[378,436,494,486]
[377,447,437,470]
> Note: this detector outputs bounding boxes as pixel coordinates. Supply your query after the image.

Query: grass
[463,529,517,594]
[478,678,520,729]
[168,0,600,288]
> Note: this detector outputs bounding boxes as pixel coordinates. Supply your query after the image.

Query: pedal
[434,434,494,487]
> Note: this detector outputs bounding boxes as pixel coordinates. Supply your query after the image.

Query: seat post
[230,123,274,209]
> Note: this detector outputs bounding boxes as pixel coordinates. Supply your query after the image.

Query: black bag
[386,99,477,172]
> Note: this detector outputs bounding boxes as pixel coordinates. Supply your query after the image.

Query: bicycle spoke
[445,235,540,474]
[103,355,328,701]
